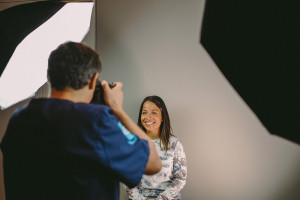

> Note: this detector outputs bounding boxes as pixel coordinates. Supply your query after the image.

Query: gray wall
[97,1,300,200]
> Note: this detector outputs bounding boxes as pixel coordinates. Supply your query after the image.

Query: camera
[91,80,115,105]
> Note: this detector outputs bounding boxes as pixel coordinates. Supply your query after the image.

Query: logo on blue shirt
[117,121,137,145]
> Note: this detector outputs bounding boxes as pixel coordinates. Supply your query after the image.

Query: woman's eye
[152,112,157,115]
[142,112,147,115]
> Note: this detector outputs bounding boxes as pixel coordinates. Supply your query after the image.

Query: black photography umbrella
[0,1,94,109]
[201,1,300,144]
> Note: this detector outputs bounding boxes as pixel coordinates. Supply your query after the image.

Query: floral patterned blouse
[124,136,187,200]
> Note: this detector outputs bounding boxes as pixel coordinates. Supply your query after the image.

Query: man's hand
[101,80,124,113]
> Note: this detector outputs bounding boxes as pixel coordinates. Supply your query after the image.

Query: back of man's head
[47,41,102,91]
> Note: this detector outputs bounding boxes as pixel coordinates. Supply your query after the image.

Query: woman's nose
[144,113,151,119]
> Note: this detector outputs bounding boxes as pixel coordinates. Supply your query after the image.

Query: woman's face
[141,101,162,135]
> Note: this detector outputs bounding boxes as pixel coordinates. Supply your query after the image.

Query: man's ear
[89,72,99,90]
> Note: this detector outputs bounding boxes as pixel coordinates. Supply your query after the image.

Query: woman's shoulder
[169,135,183,150]
[169,135,180,143]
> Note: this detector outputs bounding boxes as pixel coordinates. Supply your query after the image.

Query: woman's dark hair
[138,95,173,153]
[47,41,102,90]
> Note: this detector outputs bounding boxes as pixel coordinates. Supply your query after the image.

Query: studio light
[0,1,94,109]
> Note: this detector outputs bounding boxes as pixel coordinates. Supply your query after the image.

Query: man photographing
[1,41,162,200]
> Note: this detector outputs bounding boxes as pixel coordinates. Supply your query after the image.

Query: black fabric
[0,1,65,76]
[201,0,300,144]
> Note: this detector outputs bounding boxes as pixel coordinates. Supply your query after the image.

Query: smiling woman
[124,95,187,200]
[138,96,172,154]
[140,100,163,140]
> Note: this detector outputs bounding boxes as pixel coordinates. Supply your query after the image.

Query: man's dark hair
[47,41,102,90]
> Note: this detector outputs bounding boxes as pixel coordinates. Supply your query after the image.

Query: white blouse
[124,136,187,200]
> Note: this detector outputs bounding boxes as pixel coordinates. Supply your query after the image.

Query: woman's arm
[156,140,187,200]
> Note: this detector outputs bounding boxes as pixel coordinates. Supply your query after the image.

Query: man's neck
[50,87,92,103]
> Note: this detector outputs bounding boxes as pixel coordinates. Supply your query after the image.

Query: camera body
[91,80,114,105]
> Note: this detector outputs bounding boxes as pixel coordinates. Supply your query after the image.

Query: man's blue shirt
[1,98,149,200]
